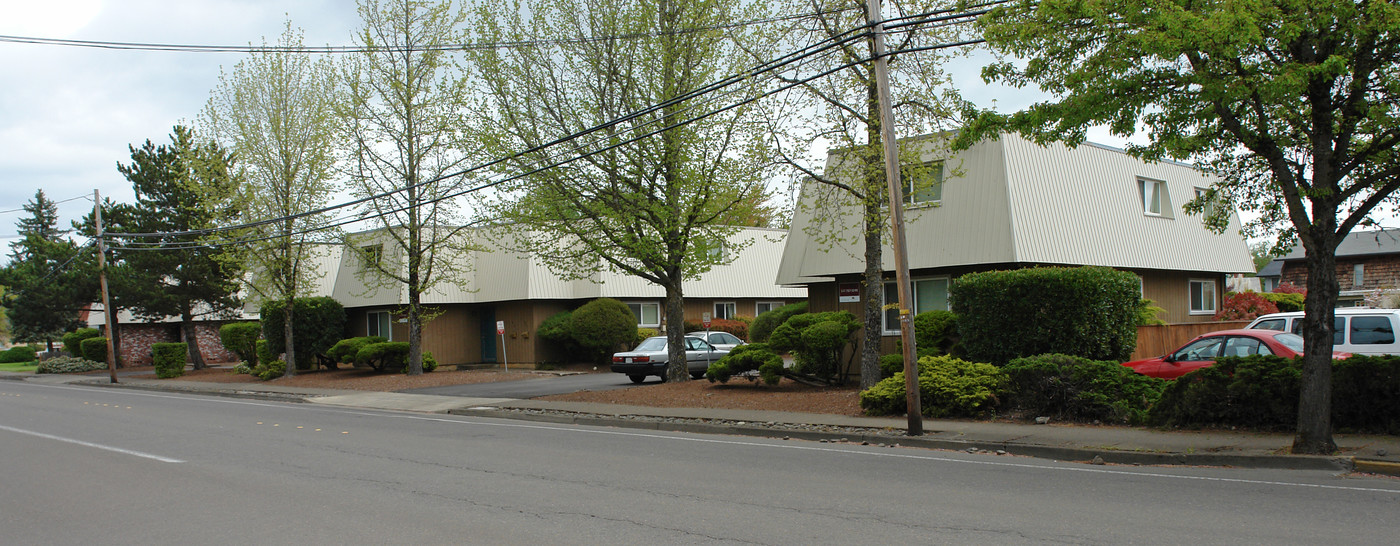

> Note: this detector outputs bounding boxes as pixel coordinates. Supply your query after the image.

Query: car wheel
[690,371,705,380]
[628,374,646,384]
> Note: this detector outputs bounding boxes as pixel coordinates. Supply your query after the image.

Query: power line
[0,194,93,215]
[105,5,990,251]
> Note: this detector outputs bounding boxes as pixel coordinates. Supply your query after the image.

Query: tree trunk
[1292,229,1340,454]
[407,293,423,376]
[859,206,884,389]
[282,298,296,377]
[664,283,688,383]
[181,310,207,370]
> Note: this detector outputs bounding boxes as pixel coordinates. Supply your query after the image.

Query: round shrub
[859,355,1006,418]
[706,343,784,385]
[913,310,960,357]
[251,359,286,380]
[569,298,638,364]
[537,310,584,362]
[80,336,108,364]
[879,353,905,378]
[152,342,188,379]
[218,322,262,366]
[327,336,387,364]
[62,328,100,356]
[768,311,859,382]
[750,302,807,343]
[1002,353,1165,425]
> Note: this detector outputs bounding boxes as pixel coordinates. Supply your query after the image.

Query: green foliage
[1,190,98,347]
[879,353,905,378]
[1002,354,1166,425]
[860,356,1006,418]
[1136,299,1167,326]
[251,359,286,380]
[951,266,1140,365]
[749,302,807,343]
[152,342,188,379]
[231,363,253,375]
[682,318,749,341]
[635,327,659,346]
[352,341,437,374]
[0,345,38,363]
[1214,292,1279,321]
[569,298,638,365]
[537,310,588,362]
[1149,356,1300,430]
[327,336,387,364]
[1259,292,1304,313]
[35,356,106,374]
[1329,356,1400,434]
[218,322,262,366]
[706,343,785,385]
[80,337,108,364]
[913,310,960,357]
[255,339,275,368]
[768,311,860,383]
[260,297,346,369]
[62,328,101,355]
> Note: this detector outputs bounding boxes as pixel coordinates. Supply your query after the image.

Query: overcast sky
[0,0,1106,250]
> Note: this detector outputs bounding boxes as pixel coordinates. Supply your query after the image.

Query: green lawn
[0,361,38,373]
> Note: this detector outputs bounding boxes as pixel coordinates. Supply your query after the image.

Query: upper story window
[360,244,383,271]
[1139,177,1170,216]
[1354,264,1365,289]
[902,161,943,206]
[1194,187,1217,218]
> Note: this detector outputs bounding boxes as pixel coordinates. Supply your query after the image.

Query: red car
[1121,329,1351,379]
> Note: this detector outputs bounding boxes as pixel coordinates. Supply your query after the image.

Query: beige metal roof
[776,133,1255,284]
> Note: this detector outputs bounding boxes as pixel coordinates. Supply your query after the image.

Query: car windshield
[1273,333,1305,353]
[633,338,667,352]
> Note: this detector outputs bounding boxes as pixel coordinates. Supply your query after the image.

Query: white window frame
[755,301,783,316]
[1189,279,1217,315]
[367,310,392,340]
[627,302,660,328]
[882,277,951,334]
[705,240,727,262]
[713,301,736,320]
[1139,177,1170,217]
[360,244,383,272]
[1194,187,1217,218]
[902,161,944,206]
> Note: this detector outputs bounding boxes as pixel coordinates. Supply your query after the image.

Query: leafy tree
[110,125,245,370]
[964,0,1400,454]
[1249,241,1275,273]
[203,20,342,378]
[341,0,478,375]
[755,0,967,389]
[0,190,97,351]
[467,0,772,381]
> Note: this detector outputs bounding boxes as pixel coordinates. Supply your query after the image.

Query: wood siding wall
[1130,321,1251,361]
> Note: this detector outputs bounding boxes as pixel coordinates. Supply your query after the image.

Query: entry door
[480,307,497,363]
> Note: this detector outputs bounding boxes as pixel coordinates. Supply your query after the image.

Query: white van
[1246,308,1400,355]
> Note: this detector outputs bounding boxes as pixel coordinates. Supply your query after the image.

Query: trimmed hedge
[219,322,262,366]
[951,266,1140,365]
[1002,354,1165,425]
[62,328,100,356]
[152,342,188,379]
[80,336,108,364]
[750,302,807,343]
[1332,355,1400,434]
[0,345,38,363]
[913,310,959,357]
[354,342,438,373]
[706,343,785,385]
[1148,355,1300,430]
[1260,291,1305,312]
[260,297,346,370]
[860,355,1006,418]
[327,336,388,364]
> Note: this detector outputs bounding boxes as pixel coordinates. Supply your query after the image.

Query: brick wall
[1279,254,1400,292]
[107,322,241,367]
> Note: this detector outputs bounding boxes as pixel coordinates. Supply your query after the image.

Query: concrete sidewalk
[7,371,1399,475]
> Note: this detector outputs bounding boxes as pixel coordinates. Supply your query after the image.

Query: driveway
[401,371,640,398]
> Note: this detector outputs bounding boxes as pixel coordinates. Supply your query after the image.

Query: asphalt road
[403,369,644,398]
[4,379,1399,544]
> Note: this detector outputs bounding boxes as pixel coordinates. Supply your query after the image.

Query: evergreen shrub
[1148,356,1300,430]
[768,311,859,383]
[152,342,188,379]
[218,322,262,366]
[569,298,638,365]
[35,355,105,374]
[749,302,807,343]
[62,328,100,356]
[859,355,1006,418]
[951,266,1140,364]
[0,345,38,363]
[260,297,346,370]
[1002,353,1165,425]
[706,343,785,385]
[80,336,108,364]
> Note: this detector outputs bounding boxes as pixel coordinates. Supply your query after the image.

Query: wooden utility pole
[866,0,922,435]
[94,190,118,384]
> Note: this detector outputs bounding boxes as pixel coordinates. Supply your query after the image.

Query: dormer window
[1139,177,1170,217]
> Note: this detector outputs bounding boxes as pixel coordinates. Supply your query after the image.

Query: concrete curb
[446,408,1356,473]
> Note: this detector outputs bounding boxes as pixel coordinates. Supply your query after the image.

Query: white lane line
[0,424,184,463]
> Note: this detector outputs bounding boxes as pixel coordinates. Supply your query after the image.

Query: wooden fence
[1129,321,1251,361]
